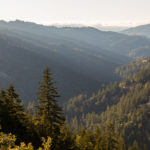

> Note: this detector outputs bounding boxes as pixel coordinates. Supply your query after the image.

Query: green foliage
[0,132,16,149]
[37,67,64,138]
[0,63,149,149]
[65,58,150,149]
[57,127,77,150]
[128,140,140,150]
[0,84,34,144]
[35,67,65,149]
[75,123,124,150]
[0,131,52,150]
[38,137,52,150]
[115,56,150,79]
[65,82,122,131]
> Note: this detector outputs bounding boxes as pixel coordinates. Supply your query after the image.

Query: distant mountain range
[1,20,150,57]
[121,24,150,38]
[92,24,128,32]
[0,20,150,104]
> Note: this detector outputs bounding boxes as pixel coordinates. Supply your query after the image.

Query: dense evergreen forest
[0,67,125,150]
[0,57,150,149]
[64,57,150,150]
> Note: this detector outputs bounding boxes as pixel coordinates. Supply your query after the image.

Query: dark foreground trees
[0,67,137,150]
[0,84,33,144]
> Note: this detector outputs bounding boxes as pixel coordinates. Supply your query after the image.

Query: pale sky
[0,0,150,26]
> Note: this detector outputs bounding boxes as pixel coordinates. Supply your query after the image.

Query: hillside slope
[64,57,150,149]
[1,20,150,103]
[0,22,128,104]
[1,20,150,57]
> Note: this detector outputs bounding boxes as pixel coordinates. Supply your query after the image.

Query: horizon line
[0,19,150,27]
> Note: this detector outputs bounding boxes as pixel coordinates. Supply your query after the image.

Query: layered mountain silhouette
[0,20,150,104]
[121,24,150,38]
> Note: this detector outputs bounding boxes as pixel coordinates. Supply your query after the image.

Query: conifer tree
[0,84,30,143]
[0,89,7,131]
[128,140,140,150]
[105,122,119,150]
[6,84,25,118]
[36,67,65,148]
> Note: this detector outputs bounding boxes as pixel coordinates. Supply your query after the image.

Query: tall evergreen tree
[6,84,25,118]
[0,84,31,143]
[105,122,119,150]
[36,67,65,148]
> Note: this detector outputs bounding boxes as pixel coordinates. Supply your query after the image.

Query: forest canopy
[0,57,150,150]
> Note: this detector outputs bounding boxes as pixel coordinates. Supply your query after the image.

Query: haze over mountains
[121,24,150,57]
[92,24,128,32]
[0,20,150,104]
[121,23,150,38]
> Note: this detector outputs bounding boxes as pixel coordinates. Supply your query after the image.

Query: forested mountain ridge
[64,56,150,149]
[1,20,150,56]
